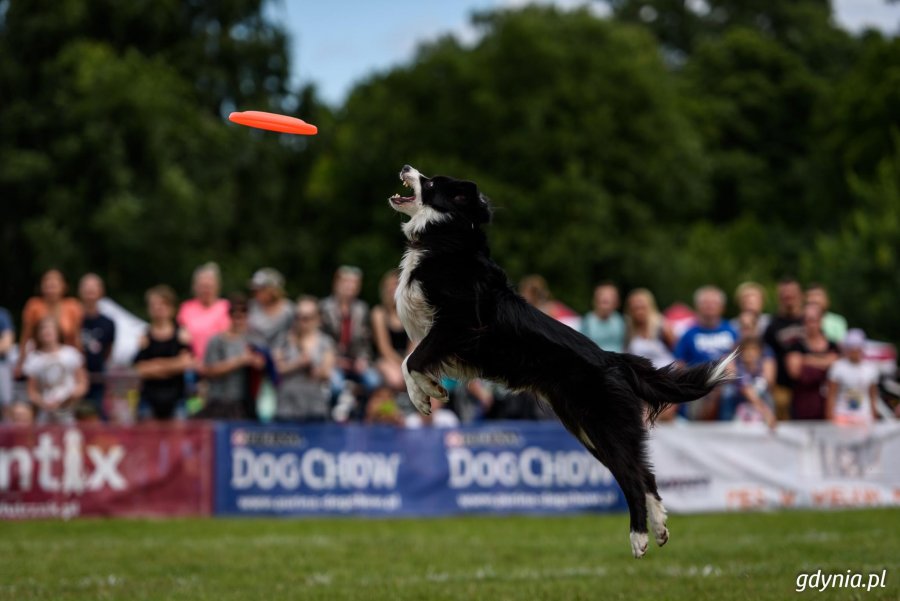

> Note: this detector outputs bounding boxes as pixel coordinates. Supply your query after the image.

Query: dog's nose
[401,165,412,174]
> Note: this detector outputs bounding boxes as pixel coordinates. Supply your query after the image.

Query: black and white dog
[388,165,736,558]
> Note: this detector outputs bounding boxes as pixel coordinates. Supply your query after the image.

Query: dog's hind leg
[579,420,653,558]
[613,461,651,558]
[643,473,669,547]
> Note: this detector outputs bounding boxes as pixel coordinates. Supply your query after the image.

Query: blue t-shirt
[0,308,12,362]
[674,321,738,366]
[82,313,116,373]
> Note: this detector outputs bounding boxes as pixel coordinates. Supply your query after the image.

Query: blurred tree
[1,0,897,341]
[1,0,290,113]
[809,32,900,214]
[601,0,870,319]
[0,0,329,315]
[802,142,900,342]
[309,6,710,308]
[799,34,900,340]
[604,0,856,75]
[680,28,824,252]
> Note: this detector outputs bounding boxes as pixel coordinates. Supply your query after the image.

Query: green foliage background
[1,0,898,342]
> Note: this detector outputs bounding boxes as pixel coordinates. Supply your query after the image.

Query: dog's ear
[474,193,492,224]
[451,181,491,224]
[451,181,479,202]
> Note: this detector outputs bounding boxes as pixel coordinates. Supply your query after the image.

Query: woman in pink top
[177,262,231,363]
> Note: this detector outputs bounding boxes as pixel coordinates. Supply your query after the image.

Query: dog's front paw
[408,386,432,415]
[410,371,448,402]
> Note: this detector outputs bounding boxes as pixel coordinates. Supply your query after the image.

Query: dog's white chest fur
[396,247,434,343]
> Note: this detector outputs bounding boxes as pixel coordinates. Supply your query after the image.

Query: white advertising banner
[649,422,900,513]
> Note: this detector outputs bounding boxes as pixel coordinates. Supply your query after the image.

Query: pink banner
[0,424,213,519]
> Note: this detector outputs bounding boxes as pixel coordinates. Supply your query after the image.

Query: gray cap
[249,268,284,291]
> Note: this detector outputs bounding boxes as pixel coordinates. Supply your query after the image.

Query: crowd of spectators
[0,265,896,429]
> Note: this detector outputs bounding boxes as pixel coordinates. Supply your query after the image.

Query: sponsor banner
[214,422,627,516]
[649,422,900,513]
[7,421,894,519]
[0,424,213,519]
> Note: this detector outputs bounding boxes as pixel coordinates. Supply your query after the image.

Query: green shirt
[580,311,626,353]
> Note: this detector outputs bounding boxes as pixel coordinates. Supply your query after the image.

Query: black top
[134,323,190,418]
[787,338,840,420]
[388,321,409,355]
[763,315,804,387]
[82,313,116,374]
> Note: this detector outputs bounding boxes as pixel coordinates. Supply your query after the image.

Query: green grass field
[0,509,896,600]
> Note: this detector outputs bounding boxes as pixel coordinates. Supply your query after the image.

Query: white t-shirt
[405,409,460,429]
[827,358,879,424]
[23,346,83,407]
[627,335,674,369]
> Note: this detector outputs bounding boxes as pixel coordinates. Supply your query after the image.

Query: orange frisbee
[228,110,318,135]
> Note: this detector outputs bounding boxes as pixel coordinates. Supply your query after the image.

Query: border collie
[388,165,736,558]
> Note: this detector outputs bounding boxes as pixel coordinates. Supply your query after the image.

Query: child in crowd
[364,386,406,426]
[404,396,460,429]
[826,329,880,426]
[731,337,777,429]
[7,401,34,426]
[133,286,194,420]
[23,317,88,425]
[200,294,263,420]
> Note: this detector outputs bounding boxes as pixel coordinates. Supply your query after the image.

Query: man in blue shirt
[675,285,738,419]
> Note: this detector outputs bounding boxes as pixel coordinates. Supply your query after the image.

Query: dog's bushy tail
[619,350,739,423]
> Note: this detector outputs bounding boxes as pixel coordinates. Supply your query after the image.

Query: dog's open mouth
[390,172,416,206]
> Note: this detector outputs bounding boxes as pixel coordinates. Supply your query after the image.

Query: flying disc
[228,110,318,135]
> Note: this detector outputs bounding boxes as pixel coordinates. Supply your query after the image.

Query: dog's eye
[424,181,433,189]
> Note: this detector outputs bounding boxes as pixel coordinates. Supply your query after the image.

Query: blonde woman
[371,270,412,391]
[731,281,770,336]
[177,262,230,361]
[624,288,676,369]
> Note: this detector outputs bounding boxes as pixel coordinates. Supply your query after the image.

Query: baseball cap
[249,268,285,291]
[843,328,866,350]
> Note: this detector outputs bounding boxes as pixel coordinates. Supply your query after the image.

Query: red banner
[0,424,213,519]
